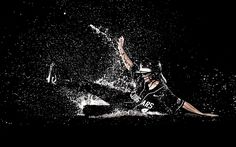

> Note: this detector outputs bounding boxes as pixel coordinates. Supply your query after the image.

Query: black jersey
[129,62,184,114]
[129,81,184,114]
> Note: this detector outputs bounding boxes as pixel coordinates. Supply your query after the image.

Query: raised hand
[117,36,124,51]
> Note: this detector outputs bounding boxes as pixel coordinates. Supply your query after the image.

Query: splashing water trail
[89,109,147,118]
[89,24,118,52]
[94,75,132,93]
[59,24,136,116]
[90,24,134,93]
[44,24,236,118]
[60,87,109,115]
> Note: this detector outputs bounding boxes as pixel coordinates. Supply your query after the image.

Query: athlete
[47,34,218,116]
[116,36,218,116]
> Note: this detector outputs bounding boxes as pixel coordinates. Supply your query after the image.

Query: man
[117,36,218,116]
[50,35,217,117]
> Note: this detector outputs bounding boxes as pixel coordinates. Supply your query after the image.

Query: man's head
[135,58,161,82]
[135,58,167,84]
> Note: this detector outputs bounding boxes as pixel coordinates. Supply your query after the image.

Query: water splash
[60,24,135,115]
[89,109,147,118]
[89,109,166,118]
[90,24,134,92]
[89,24,118,52]
[59,87,109,115]
[94,75,132,93]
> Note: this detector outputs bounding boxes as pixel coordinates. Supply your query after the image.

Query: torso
[129,79,167,111]
[128,63,183,114]
[129,79,184,114]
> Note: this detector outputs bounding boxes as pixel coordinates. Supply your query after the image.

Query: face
[142,73,152,83]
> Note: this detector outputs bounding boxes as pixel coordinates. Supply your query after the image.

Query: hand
[117,36,124,50]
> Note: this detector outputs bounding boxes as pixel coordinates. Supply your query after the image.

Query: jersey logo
[130,93,142,103]
[140,100,154,109]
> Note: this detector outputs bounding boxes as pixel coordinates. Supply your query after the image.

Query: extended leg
[182,101,218,117]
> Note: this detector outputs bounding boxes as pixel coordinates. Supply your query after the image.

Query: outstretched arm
[182,101,218,117]
[117,36,134,71]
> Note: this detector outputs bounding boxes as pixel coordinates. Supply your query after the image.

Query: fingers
[117,36,124,46]
[118,36,124,41]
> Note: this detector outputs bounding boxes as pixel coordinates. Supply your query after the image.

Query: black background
[1,0,235,71]
[0,0,235,133]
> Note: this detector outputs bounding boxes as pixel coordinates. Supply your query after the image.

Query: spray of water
[89,24,118,52]
[60,24,137,116]
[89,108,166,118]
[89,24,134,92]
[62,24,236,118]
[60,87,109,115]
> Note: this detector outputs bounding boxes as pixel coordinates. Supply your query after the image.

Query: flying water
[57,24,136,116]
[55,24,236,118]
